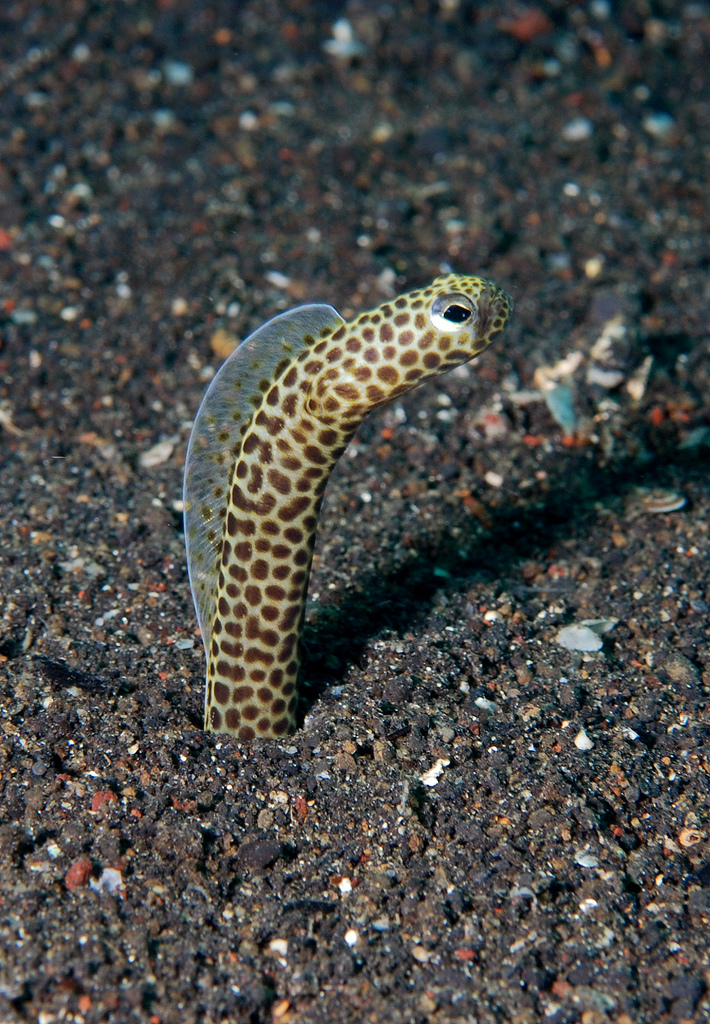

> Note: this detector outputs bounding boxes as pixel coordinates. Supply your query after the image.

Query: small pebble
[238,110,258,130]
[542,58,561,77]
[344,929,359,947]
[584,256,604,278]
[323,19,366,58]
[237,840,280,871]
[172,297,188,316]
[163,60,194,86]
[70,181,93,200]
[25,91,49,108]
[371,123,393,143]
[72,42,90,62]
[153,109,177,130]
[372,917,390,931]
[210,328,239,359]
[561,117,593,142]
[411,945,432,963]
[643,112,675,140]
[663,653,700,686]
[268,938,289,956]
[12,309,38,325]
[257,809,274,829]
[65,857,92,890]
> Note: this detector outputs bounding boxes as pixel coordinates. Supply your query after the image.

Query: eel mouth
[475,282,513,345]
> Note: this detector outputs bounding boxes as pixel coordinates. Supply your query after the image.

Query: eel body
[184,273,512,738]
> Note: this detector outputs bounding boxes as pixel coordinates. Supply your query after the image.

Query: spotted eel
[184,273,512,739]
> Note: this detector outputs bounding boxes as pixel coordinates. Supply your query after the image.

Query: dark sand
[1,2,709,1022]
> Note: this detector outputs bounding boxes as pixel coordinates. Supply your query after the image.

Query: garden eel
[184,273,512,739]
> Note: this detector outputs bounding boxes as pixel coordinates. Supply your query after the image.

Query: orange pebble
[499,9,553,43]
[65,857,92,890]
[91,791,118,812]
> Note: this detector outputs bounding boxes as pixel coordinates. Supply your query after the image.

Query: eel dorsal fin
[183,304,345,646]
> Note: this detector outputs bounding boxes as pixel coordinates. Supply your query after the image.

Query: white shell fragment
[586,365,625,389]
[163,60,194,86]
[533,351,584,389]
[574,850,600,868]
[641,491,687,514]
[678,827,705,848]
[556,625,603,652]
[474,696,497,711]
[544,382,576,436]
[626,355,653,401]
[419,758,450,787]
[590,315,626,361]
[90,867,125,894]
[411,945,432,963]
[557,617,616,651]
[678,426,710,450]
[139,438,175,468]
[562,116,593,142]
[580,617,618,634]
[643,112,675,140]
[323,19,366,58]
[574,728,595,751]
[265,270,291,290]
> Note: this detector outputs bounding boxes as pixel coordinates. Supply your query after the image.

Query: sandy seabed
[1,2,709,1022]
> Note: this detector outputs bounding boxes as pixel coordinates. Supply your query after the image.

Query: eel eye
[430,293,476,331]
